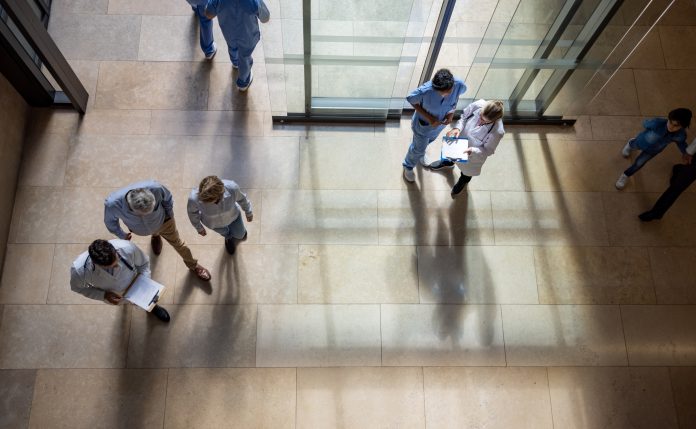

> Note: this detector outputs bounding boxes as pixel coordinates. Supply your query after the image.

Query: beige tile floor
[1,0,696,428]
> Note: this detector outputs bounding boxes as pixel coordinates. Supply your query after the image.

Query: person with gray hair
[104,180,211,281]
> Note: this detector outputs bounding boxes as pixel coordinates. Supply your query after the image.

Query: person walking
[187,0,217,60]
[70,239,170,322]
[639,137,696,221]
[104,180,211,281]
[615,108,692,190]
[205,0,262,91]
[438,99,505,196]
[402,68,467,183]
[187,176,253,255]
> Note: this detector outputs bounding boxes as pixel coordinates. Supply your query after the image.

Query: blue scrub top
[206,0,260,47]
[406,79,467,123]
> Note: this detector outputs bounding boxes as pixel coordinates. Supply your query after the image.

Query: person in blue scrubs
[402,69,467,183]
[187,0,217,59]
[205,0,261,91]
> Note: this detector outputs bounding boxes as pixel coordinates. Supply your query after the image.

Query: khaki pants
[155,218,197,269]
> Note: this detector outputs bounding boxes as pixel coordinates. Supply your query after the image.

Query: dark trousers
[648,163,696,218]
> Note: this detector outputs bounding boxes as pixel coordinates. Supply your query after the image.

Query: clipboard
[122,274,166,312]
[441,136,469,162]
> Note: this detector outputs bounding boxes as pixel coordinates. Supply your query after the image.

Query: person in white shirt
[639,137,696,221]
[70,239,170,322]
[429,99,505,197]
[187,176,253,255]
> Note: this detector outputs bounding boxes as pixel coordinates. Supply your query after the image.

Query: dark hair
[431,69,454,91]
[668,108,692,128]
[88,239,117,266]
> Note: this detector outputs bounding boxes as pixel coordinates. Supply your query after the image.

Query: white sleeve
[687,137,696,156]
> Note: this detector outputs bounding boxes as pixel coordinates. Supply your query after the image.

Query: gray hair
[126,188,156,214]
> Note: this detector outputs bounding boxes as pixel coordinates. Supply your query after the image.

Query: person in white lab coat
[430,99,505,196]
[70,239,170,322]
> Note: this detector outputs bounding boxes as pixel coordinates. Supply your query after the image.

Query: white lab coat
[70,239,151,302]
[453,99,505,176]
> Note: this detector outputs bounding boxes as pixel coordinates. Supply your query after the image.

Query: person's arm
[230,183,253,220]
[187,193,206,233]
[675,137,688,154]
[104,202,128,239]
[128,244,151,278]
[70,266,106,301]
[204,0,219,18]
[158,185,174,219]
[448,100,479,137]
[470,127,504,157]
[406,85,438,126]
[642,118,661,131]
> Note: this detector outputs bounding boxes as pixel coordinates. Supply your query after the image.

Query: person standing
[70,239,170,322]
[188,0,217,60]
[439,99,505,196]
[402,68,467,183]
[104,180,212,281]
[187,176,253,255]
[205,0,261,91]
[639,137,696,221]
[615,108,692,190]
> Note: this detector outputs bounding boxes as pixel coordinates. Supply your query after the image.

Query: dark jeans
[624,151,656,176]
[648,163,696,218]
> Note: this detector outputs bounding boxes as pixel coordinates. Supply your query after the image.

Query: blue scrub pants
[193,5,216,56]
[402,114,446,169]
[228,41,256,88]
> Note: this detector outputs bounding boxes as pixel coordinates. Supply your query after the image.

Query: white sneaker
[403,167,415,183]
[615,173,628,190]
[621,139,634,158]
[205,43,217,60]
[237,71,253,91]
[420,154,432,167]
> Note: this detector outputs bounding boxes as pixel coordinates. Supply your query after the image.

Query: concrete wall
[0,73,30,276]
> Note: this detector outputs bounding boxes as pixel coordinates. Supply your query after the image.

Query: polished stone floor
[2,0,696,428]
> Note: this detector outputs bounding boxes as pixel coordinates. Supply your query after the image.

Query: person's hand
[198,229,207,236]
[465,147,474,154]
[124,233,132,240]
[104,291,122,305]
[683,154,693,165]
[246,212,253,222]
[446,128,461,138]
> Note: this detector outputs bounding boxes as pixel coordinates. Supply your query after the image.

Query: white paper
[441,137,469,162]
[124,275,165,312]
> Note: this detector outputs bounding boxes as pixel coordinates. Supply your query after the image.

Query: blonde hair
[482,100,504,122]
[198,176,225,203]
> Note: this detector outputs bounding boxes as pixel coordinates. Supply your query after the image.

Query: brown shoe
[151,235,163,255]
[191,264,211,281]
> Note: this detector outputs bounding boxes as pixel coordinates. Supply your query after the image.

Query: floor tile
[297,367,425,429]
[381,304,505,366]
[548,367,678,429]
[174,244,297,304]
[260,190,379,244]
[423,367,553,429]
[0,244,53,304]
[107,0,192,15]
[164,368,296,429]
[670,367,696,429]
[418,245,538,304]
[138,15,219,62]
[585,69,642,116]
[29,369,166,429]
[622,305,696,365]
[17,133,70,187]
[256,304,381,366]
[25,109,80,136]
[54,187,116,244]
[491,191,609,245]
[502,305,627,366]
[0,369,35,429]
[64,135,185,188]
[377,189,494,245]
[50,0,108,14]
[127,304,257,368]
[48,14,141,61]
[623,26,666,69]
[298,244,418,304]
[649,247,696,304]
[95,61,210,110]
[590,115,646,141]
[634,69,696,116]
[75,109,151,135]
[0,305,130,368]
[659,26,696,69]
[181,135,298,189]
[208,64,272,111]
[8,187,63,244]
[149,110,266,136]
[534,246,655,304]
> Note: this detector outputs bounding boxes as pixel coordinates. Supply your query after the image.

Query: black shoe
[225,237,237,255]
[241,231,248,241]
[638,211,660,222]
[451,175,468,196]
[151,305,170,323]
[151,235,163,255]
[429,159,455,170]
